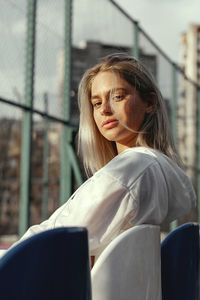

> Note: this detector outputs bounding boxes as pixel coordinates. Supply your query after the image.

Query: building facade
[178,24,200,186]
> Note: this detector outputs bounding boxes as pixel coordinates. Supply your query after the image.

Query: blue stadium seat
[161,222,199,300]
[0,227,91,300]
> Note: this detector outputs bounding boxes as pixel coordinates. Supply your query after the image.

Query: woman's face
[91,71,150,153]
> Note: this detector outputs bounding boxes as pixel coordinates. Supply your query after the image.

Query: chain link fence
[0,0,199,242]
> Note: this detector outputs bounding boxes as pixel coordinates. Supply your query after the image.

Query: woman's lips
[102,119,119,129]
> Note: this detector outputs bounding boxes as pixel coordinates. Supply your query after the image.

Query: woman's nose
[100,101,112,115]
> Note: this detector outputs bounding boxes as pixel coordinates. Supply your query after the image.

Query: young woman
[0,53,196,262]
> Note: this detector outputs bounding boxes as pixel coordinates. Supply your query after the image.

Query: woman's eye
[93,101,101,108]
[113,94,124,101]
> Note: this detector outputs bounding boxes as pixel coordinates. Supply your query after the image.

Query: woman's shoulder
[95,147,165,187]
[104,146,162,171]
[95,146,193,190]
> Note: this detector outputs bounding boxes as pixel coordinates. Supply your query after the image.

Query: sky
[115,0,200,62]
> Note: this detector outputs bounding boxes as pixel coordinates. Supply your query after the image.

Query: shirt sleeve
[1,172,137,258]
[51,172,137,256]
[129,164,169,226]
[0,249,7,258]
[129,160,196,226]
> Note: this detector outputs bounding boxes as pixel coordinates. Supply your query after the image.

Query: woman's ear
[145,92,157,114]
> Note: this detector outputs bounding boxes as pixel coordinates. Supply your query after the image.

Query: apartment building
[178,24,200,185]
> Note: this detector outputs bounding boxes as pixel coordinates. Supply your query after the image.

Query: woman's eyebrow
[91,94,101,101]
[111,88,128,93]
[91,88,129,101]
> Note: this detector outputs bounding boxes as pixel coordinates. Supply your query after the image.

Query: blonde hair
[78,53,178,176]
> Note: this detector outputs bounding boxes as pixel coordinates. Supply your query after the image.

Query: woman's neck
[116,142,137,154]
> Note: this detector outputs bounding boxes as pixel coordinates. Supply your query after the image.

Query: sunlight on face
[91,71,149,152]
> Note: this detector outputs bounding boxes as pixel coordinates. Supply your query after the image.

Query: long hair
[78,53,178,176]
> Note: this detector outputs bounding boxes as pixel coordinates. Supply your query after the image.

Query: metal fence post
[42,93,49,220]
[60,0,72,205]
[66,143,83,187]
[19,0,37,236]
[171,63,177,144]
[132,21,139,59]
[197,87,200,223]
[170,63,178,231]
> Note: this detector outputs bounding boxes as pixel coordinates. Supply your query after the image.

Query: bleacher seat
[0,227,91,300]
[161,222,200,300]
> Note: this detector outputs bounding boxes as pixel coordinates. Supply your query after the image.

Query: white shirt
[0,147,196,258]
